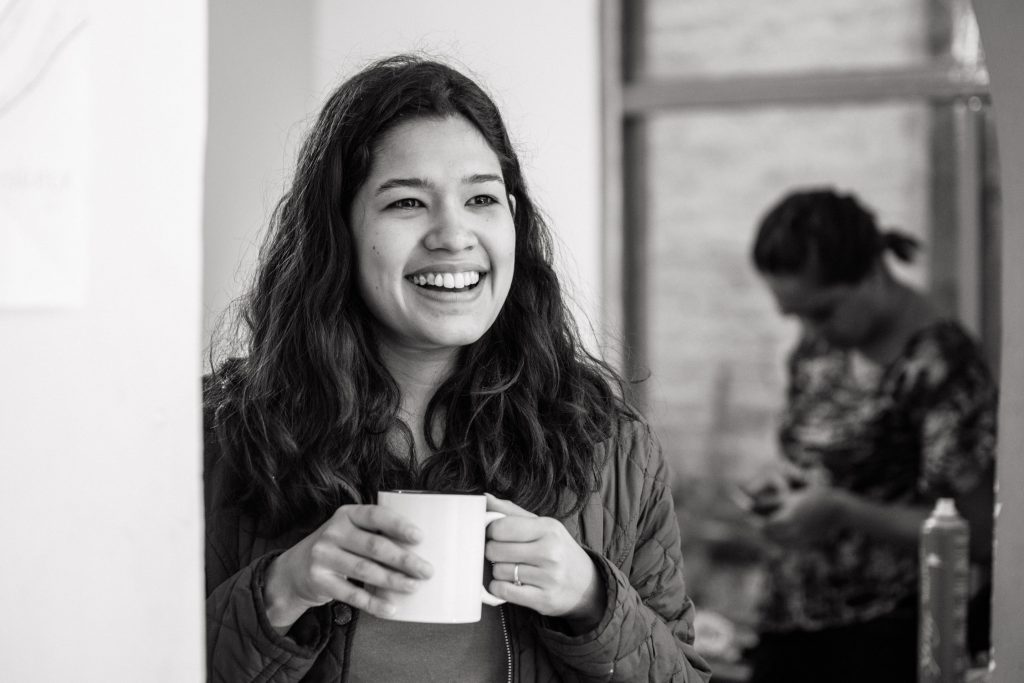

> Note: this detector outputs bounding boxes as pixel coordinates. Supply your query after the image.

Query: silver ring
[513,563,522,587]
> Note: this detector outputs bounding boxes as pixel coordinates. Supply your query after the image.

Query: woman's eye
[467,195,498,207]
[389,198,424,209]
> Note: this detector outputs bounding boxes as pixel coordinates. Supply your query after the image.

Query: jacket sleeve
[204,379,334,683]
[206,548,334,683]
[535,423,713,682]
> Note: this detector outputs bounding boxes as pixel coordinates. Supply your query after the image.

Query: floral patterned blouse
[759,320,997,632]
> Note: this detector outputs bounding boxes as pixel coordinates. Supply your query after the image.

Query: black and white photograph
[2,2,1023,682]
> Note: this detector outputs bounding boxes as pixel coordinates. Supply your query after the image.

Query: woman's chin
[397,326,491,354]
[425,330,487,351]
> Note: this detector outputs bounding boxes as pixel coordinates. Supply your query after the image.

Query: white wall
[203,0,316,347]
[0,1,206,681]
[203,0,605,347]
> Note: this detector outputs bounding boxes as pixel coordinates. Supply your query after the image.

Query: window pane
[644,0,932,78]
[644,102,932,627]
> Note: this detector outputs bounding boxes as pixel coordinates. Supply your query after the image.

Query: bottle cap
[935,497,958,517]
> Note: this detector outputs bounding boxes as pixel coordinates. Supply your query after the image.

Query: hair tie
[879,229,920,263]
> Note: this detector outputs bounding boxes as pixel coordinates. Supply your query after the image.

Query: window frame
[601,0,997,408]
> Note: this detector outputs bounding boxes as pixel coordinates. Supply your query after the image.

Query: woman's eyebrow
[375,177,432,195]
[374,173,503,195]
[465,173,504,185]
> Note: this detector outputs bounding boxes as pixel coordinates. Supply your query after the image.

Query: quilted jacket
[206,412,712,682]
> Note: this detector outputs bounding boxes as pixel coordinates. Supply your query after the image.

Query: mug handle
[481,511,507,606]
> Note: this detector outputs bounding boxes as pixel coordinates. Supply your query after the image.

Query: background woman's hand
[759,473,847,547]
[483,494,606,632]
[732,458,813,514]
[263,504,432,631]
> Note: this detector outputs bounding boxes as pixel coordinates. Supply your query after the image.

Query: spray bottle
[919,497,970,683]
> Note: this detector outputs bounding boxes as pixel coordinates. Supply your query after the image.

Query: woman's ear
[508,194,517,217]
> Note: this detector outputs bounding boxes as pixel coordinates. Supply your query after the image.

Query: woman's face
[763,271,879,348]
[349,115,516,356]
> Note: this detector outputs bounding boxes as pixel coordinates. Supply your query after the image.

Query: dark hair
[207,55,636,532]
[751,188,919,286]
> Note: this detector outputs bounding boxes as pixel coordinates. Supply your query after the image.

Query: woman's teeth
[410,271,482,290]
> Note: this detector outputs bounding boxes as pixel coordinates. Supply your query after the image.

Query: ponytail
[879,230,920,263]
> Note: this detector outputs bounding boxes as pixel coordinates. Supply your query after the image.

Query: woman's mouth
[407,271,484,292]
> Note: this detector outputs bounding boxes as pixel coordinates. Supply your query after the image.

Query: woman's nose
[424,204,477,252]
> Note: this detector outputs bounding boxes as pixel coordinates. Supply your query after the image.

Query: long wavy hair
[752,187,920,286]
[207,55,638,532]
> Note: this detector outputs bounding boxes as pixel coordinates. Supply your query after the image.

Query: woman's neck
[378,342,459,460]
[857,280,936,365]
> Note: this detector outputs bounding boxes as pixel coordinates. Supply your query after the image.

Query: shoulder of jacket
[599,417,667,487]
[594,419,668,517]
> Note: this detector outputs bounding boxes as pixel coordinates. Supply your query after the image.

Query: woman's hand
[483,494,606,632]
[263,504,433,631]
[759,474,848,547]
[732,459,813,516]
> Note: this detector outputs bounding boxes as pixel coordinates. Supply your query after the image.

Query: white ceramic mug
[373,491,506,623]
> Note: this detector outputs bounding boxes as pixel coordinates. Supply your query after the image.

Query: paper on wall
[0,0,90,309]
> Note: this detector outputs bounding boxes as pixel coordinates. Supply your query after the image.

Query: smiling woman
[349,116,516,355]
[202,55,711,682]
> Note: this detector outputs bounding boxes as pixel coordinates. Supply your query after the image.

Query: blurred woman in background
[742,188,996,683]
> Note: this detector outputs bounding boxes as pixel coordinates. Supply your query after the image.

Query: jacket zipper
[499,604,513,683]
[338,607,358,681]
